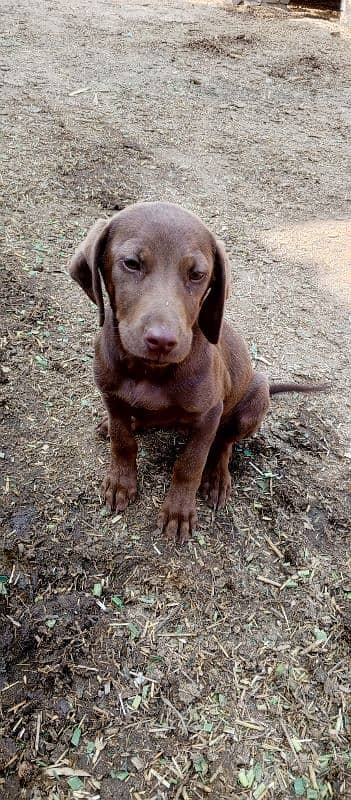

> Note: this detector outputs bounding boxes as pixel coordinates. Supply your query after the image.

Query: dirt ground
[1,0,351,798]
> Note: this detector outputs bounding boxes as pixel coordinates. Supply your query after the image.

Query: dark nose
[144,325,177,354]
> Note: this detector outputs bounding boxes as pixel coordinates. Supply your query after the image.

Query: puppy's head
[69,202,230,365]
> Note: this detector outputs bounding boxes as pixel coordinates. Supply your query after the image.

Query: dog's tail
[269,381,330,396]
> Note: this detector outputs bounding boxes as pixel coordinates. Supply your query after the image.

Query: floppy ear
[198,238,230,345]
[69,218,110,327]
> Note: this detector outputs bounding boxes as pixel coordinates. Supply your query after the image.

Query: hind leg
[201,373,270,509]
[201,439,233,509]
[96,414,109,438]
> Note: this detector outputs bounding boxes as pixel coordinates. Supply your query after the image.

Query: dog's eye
[123,258,141,272]
[189,270,205,283]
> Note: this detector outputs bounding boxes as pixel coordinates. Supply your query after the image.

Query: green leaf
[99,507,110,517]
[270,695,279,706]
[112,770,129,781]
[253,784,267,800]
[194,756,208,776]
[92,583,102,598]
[203,721,214,733]
[238,769,249,787]
[275,662,287,677]
[131,694,142,710]
[128,622,140,640]
[71,726,81,747]
[86,741,95,754]
[253,763,263,782]
[139,594,156,605]
[318,755,331,771]
[111,595,124,609]
[45,618,57,629]
[67,776,83,791]
[294,777,307,796]
[0,575,8,596]
[291,737,303,753]
[35,355,48,368]
[246,768,255,788]
[238,767,255,789]
[314,627,328,642]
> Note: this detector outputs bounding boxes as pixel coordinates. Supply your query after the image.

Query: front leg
[159,402,223,543]
[102,395,137,512]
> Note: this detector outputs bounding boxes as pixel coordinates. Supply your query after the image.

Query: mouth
[142,353,176,367]
[119,329,188,367]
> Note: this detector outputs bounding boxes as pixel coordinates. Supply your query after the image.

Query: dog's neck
[120,355,176,383]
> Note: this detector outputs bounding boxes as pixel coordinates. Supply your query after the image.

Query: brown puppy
[70,202,326,542]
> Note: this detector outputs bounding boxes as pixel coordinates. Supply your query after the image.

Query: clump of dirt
[269,52,337,78]
[186,32,258,58]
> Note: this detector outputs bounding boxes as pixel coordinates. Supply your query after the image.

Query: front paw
[103,462,137,512]
[158,488,198,544]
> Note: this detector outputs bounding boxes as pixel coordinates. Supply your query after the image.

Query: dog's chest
[117,374,202,417]
[118,376,173,412]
